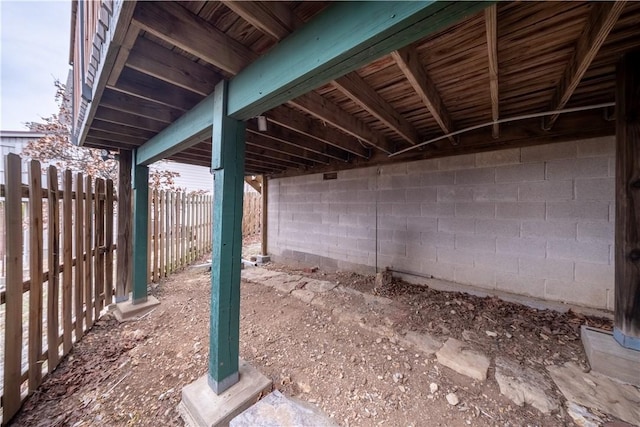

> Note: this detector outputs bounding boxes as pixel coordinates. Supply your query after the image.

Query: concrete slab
[291,289,315,304]
[178,360,272,427]
[436,338,490,381]
[399,331,442,355]
[113,296,160,322]
[256,255,271,264]
[581,326,640,387]
[548,362,640,426]
[494,356,559,414]
[303,279,337,293]
[230,390,338,427]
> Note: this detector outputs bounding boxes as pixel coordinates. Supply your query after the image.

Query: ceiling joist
[245,132,330,165]
[485,4,500,139]
[543,1,626,130]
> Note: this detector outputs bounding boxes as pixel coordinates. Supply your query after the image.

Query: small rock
[430,383,439,394]
[298,382,312,394]
[505,332,513,339]
[485,330,498,337]
[446,393,459,406]
[376,338,382,344]
[398,385,406,393]
[392,373,403,383]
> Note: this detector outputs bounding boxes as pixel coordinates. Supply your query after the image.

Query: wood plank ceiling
[82,1,640,176]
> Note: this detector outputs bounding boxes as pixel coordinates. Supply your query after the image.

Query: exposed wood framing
[222,1,294,40]
[544,1,626,129]
[485,4,499,138]
[107,22,141,86]
[244,176,262,194]
[392,47,455,144]
[246,133,328,165]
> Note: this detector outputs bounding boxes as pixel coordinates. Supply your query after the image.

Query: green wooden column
[208,80,246,394]
[132,152,149,304]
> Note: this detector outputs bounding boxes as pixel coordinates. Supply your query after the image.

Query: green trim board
[131,154,149,303]
[134,1,488,166]
[136,94,216,166]
[227,1,491,120]
[208,81,246,394]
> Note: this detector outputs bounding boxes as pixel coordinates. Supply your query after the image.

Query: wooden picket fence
[242,192,261,236]
[1,154,116,423]
[147,190,213,282]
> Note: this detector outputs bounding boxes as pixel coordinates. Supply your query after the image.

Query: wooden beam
[246,133,328,165]
[110,67,203,110]
[126,37,220,97]
[290,92,394,154]
[247,121,349,162]
[136,94,215,165]
[132,1,256,75]
[266,105,369,159]
[392,46,455,143]
[244,176,262,194]
[544,1,626,130]
[116,150,132,301]
[94,106,167,133]
[107,22,140,86]
[261,175,268,256]
[91,118,157,140]
[614,52,640,348]
[87,129,147,146]
[222,1,293,40]
[334,72,420,145]
[131,159,149,303]
[245,158,284,173]
[246,147,311,169]
[485,4,499,139]
[101,88,182,123]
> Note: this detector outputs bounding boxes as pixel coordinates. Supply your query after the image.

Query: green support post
[208,81,246,394]
[132,154,149,304]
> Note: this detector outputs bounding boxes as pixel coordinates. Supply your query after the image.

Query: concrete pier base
[581,326,640,387]
[256,255,270,264]
[113,296,160,322]
[178,360,272,427]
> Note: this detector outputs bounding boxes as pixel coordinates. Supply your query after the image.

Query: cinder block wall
[267,136,615,310]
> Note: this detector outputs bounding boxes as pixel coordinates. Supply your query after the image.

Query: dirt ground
[10,241,619,427]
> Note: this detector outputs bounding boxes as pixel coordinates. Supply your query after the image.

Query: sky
[1,1,71,130]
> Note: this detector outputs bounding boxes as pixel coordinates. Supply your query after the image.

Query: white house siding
[267,136,616,310]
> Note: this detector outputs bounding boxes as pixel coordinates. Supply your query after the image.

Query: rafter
[289,92,393,154]
[246,132,330,165]
[132,1,256,75]
[391,46,455,144]
[485,4,499,139]
[543,1,626,129]
[94,106,167,133]
[333,72,420,145]
[221,1,295,40]
[126,37,220,97]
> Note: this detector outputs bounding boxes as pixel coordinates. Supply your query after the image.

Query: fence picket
[62,170,73,355]
[105,180,114,305]
[28,160,44,393]
[47,166,60,372]
[159,190,165,278]
[3,154,24,422]
[74,173,84,339]
[84,176,93,329]
[94,179,105,318]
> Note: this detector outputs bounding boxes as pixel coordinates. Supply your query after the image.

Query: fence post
[3,153,24,422]
[132,162,149,303]
[116,150,132,301]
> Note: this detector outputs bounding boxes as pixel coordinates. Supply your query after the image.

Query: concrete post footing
[256,255,270,264]
[581,325,640,387]
[178,359,272,427]
[113,295,160,322]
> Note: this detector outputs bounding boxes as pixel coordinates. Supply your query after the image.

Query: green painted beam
[136,94,216,165]
[227,1,490,120]
[208,81,246,394]
[131,155,149,303]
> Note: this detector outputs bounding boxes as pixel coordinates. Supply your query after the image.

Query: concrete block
[521,220,577,239]
[338,214,359,227]
[609,202,615,222]
[547,240,610,264]
[546,201,609,221]
[577,221,614,243]
[437,217,475,234]
[438,153,475,170]
[518,257,575,281]
[454,234,496,253]
[418,260,455,281]
[406,216,438,233]
[496,237,546,257]
[178,361,272,427]
[378,189,407,204]
[495,272,545,299]
[474,184,519,202]
[581,326,640,388]
[436,247,474,266]
[356,189,376,203]
[455,167,496,185]
[496,202,546,220]
[454,266,496,289]
[377,216,407,230]
[609,156,616,177]
[455,202,495,218]
[114,296,160,322]
[437,186,474,202]
[421,202,455,218]
[475,219,520,237]
[576,136,615,158]
[392,203,422,217]
[357,238,376,252]
[545,157,609,181]
[544,279,606,308]
[474,253,519,273]
[406,187,437,202]
[379,162,407,175]
[475,148,521,167]
[574,177,614,201]
[407,157,440,174]
[420,231,455,248]
[339,166,375,180]
[518,180,573,201]
[420,170,455,186]
[393,230,422,244]
[521,141,577,163]
[574,262,614,286]
[495,163,545,183]
[378,241,406,256]
[230,390,337,427]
